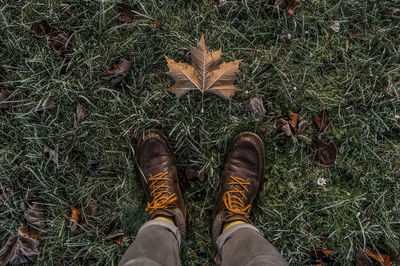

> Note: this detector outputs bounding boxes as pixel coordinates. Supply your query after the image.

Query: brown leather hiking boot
[137,129,186,240]
[212,132,265,241]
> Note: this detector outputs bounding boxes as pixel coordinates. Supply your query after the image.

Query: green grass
[1,0,400,265]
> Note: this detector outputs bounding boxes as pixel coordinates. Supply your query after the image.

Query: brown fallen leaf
[312,110,330,133]
[84,196,97,216]
[107,59,132,84]
[0,90,12,110]
[349,31,359,39]
[165,33,242,112]
[355,250,373,266]
[363,249,392,266]
[43,146,58,166]
[73,104,85,129]
[185,166,205,182]
[63,206,81,233]
[276,111,308,143]
[150,21,162,27]
[310,138,337,168]
[117,3,141,24]
[212,0,226,12]
[391,7,400,15]
[0,226,39,265]
[22,202,46,232]
[309,248,335,264]
[274,0,301,14]
[288,111,299,128]
[30,20,53,37]
[260,126,269,136]
[65,7,73,16]
[47,30,71,56]
[248,97,266,121]
[104,222,126,246]
[106,230,126,246]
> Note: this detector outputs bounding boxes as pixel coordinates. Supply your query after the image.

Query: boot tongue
[224,214,251,224]
[148,209,175,220]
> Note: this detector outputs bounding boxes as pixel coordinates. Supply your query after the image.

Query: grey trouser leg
[119,220,181,266]
[216,223,289,266]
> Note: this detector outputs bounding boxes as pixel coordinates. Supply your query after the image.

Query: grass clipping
[165,34,242,112]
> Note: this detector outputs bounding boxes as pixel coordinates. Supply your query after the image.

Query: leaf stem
[201,93,204,113]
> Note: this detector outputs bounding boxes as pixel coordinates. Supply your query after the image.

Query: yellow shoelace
[145,172,177,213]
[223,176,251,216]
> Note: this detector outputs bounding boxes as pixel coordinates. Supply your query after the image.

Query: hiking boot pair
[137,129,264,241]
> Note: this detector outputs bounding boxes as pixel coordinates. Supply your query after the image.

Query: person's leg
[119,220,181,266]
[119,129,186,266]
[212,132,288,266]
[216,223,288,266]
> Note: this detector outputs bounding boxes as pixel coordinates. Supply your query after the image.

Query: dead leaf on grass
[355,250,373,266]
[391,7,400,15]
[309,248,335,264]
[43,146,58,166]
[47,30,71,56]
[312,110,330,133]
[349,31,359,39]
[310,138,337,168]
[22,202,46,231]
[165,33,242,112]
[117,3,141,24]
[275,111,308,143]
[274,0,301,14]
[0,90,12,110]
[73,104,85,129]
[186,166,205,182]
[213,0,226,11]
[106,230,126,246]
[150,21,162,27]
[104,222,126,246]
[107,59,132,84]
[30,20,53,37]
[84,196,97,216]
[363,249,392,266]
[0,226,39,265]
[63,207,81,233]
[248,97,266,121]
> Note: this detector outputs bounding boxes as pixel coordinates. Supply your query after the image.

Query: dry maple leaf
[84,196,97,216]
[30,20,53,37]
[0,226,39,265]
[310,138,337,168]
[63,206,82,233]
[104,222,126,246]
[312,110,330,133]
[73,104,85,129]
[117,3,141,24]
[165,33,242,112]
[355,250,373,266]
[107,59,132,84]
[248,97,266,121]
[185,166,205,182]
[0,90,12,110]
[274,0,301,14]
[47,30,71,56]
[275,111,308,143]
[309,248,335,264]
[43,146,58,166]
[22,202,46,232]
[363,249,392,266]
